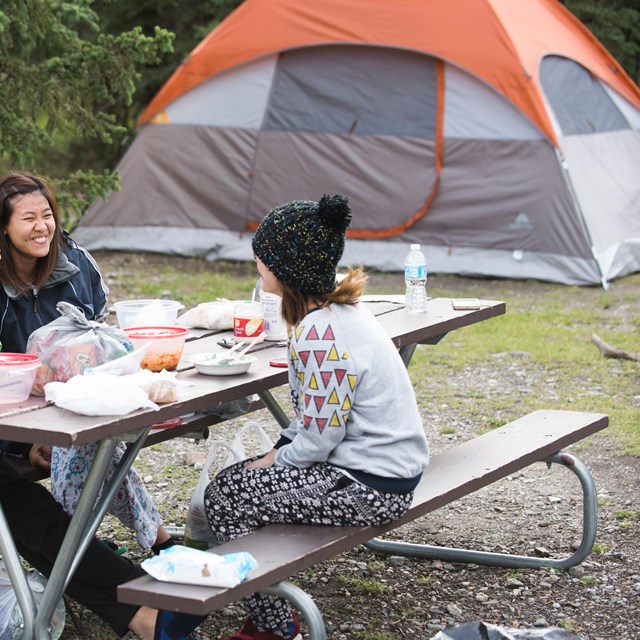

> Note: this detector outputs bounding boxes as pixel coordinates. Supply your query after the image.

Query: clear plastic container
[124,326,188,372]
[111,299,184,329]
[0,353,41,404]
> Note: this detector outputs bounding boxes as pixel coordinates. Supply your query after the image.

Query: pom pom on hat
[252,194,352,295]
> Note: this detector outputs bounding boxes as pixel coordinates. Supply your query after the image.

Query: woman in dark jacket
[0,171,174,552]
[0,171,204,638]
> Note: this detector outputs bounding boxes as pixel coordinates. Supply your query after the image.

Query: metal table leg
[35,427,150,639]
[257,390,291,429]
[0,501,37,640]
[261,581,326,640]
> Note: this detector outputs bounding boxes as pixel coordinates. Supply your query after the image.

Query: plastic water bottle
[404,244,428,314]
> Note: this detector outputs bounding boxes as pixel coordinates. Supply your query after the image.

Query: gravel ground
[59,254,639,640]
[75,394,639,640]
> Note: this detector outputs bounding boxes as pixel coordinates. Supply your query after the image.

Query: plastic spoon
[215,339,246,364]
[226,331,266,363]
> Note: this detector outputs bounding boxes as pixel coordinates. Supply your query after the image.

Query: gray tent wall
[540,56,640,284]
[75,46,639,285]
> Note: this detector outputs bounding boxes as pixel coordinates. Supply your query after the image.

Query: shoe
[101,538,128,555]
[154,610,207,640]
[222,614,303,640]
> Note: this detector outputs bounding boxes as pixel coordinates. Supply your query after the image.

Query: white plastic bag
[0,562,65,640]
[184,440,242,549]
[227,421,274,460]
[184,421,273,549]
[177,301,235,330]
[44,373,158,415]
[141,545,257,588]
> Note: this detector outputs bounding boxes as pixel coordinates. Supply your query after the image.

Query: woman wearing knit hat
[204,194,430,640]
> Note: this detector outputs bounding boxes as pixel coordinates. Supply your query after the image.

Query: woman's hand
[245,448,277,469]
[28,444,52,470]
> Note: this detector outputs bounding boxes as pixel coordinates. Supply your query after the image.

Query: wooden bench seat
[118,409,608,638]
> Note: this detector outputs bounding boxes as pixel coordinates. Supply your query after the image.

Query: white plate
[189,353,257,376]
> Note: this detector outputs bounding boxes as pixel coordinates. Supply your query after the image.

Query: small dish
[189,353,257,376]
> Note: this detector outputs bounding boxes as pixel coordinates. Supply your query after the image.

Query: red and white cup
[233,302,264,339]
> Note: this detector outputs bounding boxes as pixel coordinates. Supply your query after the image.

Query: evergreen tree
[0,0,173,225]
[561,0,640,85]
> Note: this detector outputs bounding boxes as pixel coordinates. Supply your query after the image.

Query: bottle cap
[410,244,420,250]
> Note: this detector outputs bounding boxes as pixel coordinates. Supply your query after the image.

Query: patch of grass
[337,575,390,595]
[439,425,456,435]
[98,253,640,457]
[403,272,640,456]
[558,618,581,634]
[591,542,610,555]
[355,631,397,640]
[614,510,640,521]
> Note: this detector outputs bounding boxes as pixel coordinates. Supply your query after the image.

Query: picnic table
[0,296,530,639]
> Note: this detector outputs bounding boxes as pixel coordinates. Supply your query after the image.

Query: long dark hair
[280,266,368,327]
[0,172,64,295]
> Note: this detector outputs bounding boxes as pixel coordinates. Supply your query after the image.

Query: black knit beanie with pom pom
[252,194,352,295]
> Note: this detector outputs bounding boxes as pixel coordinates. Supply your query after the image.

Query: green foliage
[0,0,174,221]
[561,0,640,84]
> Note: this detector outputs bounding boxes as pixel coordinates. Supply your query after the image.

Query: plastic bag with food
[177,301,235,330]
[120,369,191,404]
[26,301,132,395]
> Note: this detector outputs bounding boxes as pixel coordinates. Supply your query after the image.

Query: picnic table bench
[118,409,608,640]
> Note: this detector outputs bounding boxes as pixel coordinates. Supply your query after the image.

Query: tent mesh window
[263,45,437,138]
[540,56,630,135]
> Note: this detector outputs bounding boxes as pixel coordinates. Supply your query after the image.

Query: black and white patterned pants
[204,458,413,635]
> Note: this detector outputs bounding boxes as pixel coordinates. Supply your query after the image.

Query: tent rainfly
[75,0,640,286]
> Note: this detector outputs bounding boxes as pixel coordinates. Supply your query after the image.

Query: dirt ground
[60,252,639,640]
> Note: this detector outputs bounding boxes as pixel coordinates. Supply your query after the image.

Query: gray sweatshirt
[275,303,429,484]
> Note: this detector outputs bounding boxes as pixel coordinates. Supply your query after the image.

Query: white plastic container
[111,299,184,329]
[259,291,288,341]
[0,353,41,404]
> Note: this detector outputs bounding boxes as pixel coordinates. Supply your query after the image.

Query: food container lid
[112,299,183,309]
[124,326,189,339]
[125,326,189,339]
[0,353,41,366]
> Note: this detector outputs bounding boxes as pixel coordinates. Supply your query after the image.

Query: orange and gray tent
[75,0,640,285]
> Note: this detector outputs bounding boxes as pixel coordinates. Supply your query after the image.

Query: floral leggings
[51,442,162,550]
[204,458,413,635]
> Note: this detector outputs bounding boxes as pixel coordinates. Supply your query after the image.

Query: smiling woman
[0,170,176,557]
[0,173,61,297]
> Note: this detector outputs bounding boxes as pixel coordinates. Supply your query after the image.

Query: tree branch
[591,333,640,362]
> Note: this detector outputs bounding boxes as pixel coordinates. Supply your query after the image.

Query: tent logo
[509,212,534,231]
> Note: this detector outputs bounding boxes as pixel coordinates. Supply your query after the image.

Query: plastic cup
[233,302,264,339]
